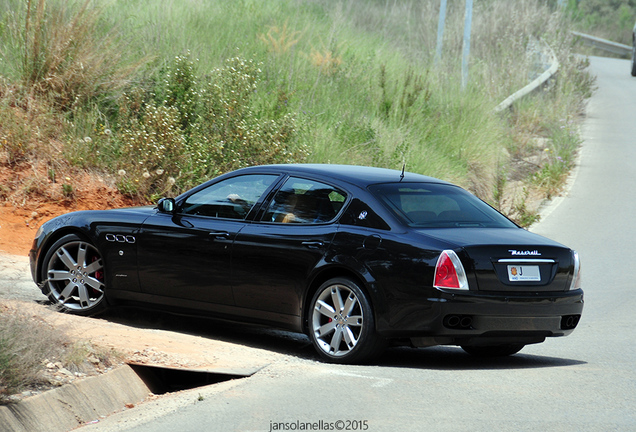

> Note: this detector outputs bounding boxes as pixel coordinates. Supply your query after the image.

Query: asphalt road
[76,55,635,432]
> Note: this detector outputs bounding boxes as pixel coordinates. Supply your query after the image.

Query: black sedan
[632,20,636,76]
[30,164,583,363]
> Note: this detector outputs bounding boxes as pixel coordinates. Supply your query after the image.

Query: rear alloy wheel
[461,344,525,357]
[41,234,107,316]
[309,278,385,364]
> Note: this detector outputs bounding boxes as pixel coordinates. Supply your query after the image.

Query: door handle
[301,241,324,249]
[209,231,230,239]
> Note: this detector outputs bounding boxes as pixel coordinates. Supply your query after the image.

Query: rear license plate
[507,265,540,282]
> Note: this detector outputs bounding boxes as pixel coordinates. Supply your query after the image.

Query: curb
[0,365,151,432]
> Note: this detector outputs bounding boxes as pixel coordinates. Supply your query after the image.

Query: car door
[137,174,279,305]
[231,176,347,316]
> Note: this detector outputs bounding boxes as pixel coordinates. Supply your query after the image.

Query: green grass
[0,0,593,207]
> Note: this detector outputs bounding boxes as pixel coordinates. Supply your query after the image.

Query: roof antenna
[400,162,405,181]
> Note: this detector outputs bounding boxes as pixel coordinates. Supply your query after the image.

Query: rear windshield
[369,183,517,228]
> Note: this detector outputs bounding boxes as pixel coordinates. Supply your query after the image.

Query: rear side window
[264,177,347,224]
[369,183,517,228]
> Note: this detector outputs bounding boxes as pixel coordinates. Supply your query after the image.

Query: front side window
[181,174,278,219]
[370,183,517,228]
[264,177,347,224]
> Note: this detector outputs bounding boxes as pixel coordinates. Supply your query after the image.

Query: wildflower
[142,172,151,179]
[104,129,112,136]
[118,169,126,176]
[84,137,92,143]
[156,169,164,175]
[167,177,176,185]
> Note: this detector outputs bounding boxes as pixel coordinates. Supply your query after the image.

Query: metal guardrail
[570,31,632,57]
[494,31,632,113]
[494,39,558,113]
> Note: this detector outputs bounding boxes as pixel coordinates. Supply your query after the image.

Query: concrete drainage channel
[128,362,260,394]
[0,363,261,432]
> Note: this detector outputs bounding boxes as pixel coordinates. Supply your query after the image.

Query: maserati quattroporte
[30,164,583,363]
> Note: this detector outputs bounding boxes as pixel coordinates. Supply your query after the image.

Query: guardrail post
[435,0,448,65]
[461,0,473,90]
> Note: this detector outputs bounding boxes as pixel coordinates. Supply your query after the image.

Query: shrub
[161,53,199,132]
[111,56,307,199]
[116,102,186,199]
[190,57,307,179]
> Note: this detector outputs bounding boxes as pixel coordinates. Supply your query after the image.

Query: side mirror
[157,198,176,214]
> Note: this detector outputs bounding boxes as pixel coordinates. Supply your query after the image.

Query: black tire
[308,277,385,364]
[461,344,525,357]
[631,41,636,77]
[40,233,107,316]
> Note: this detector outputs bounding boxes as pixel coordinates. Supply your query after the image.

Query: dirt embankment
[0,161,141,256]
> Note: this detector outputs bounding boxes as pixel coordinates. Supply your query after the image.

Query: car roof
[234,164,450,187]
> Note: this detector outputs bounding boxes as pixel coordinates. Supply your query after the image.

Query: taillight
[569,251,581,290]
[434,250,469,290]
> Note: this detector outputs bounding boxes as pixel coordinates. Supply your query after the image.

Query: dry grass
[258,21,303,55]
[0,84,63,164]
[0,303,122,404]
[0,304,68,401]
[22,0,143,111]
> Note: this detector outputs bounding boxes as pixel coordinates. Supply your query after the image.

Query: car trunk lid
[417,228,574,292]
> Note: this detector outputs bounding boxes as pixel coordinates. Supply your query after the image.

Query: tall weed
[20,0,140,110]
[0,307,67,400]
[0,84,61,164]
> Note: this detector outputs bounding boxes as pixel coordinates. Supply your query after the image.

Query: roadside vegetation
[0,0,614,399]
[564,0,636,45]
[0,304,118,403]
[1,0,594,214]
[0,307,61,401]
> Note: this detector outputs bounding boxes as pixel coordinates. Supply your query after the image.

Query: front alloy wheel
[42,234,107,316]
[309,277,384,363]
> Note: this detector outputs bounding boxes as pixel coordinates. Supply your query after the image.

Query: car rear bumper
[376,288,584,345]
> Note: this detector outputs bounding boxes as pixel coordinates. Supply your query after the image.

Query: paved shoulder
[0,252,42,302]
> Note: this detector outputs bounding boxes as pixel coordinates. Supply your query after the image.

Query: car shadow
[376,346,587,370]
[102,306,319,358]
[101,307,586,371]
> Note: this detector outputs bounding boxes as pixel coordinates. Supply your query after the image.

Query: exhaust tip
[561,315,581,330]
[444,315,473,330]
